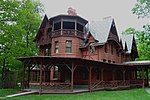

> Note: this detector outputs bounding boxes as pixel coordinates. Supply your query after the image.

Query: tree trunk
[1,58,6,88]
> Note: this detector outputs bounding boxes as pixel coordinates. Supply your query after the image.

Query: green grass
[0,88,20,97]
[7,88,150,100]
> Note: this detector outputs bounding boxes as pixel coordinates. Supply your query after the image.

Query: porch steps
[6,90,38,98]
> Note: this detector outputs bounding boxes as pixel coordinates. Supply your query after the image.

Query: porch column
[146,68,149,87]
[39,60,43,94]
[27,65,30,88]
[101,68,104,81]
[61,18,63,35]
[88,66,92,92]
[142,68,145,88]
[22,61,26,89]
[112,69,115,81]
[123,70,126,81]
[71,63,74,91]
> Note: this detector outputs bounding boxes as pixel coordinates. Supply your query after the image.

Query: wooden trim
[39,60,43,94]
[101,68,104,81]
[89,66,92,92]
[123,70,126,81]
[71,62,74,91]
[142,68,144,88]
[146,68,149,87]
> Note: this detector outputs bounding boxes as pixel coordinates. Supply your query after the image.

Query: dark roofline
[34,14,49,42]
[49,14,88,24]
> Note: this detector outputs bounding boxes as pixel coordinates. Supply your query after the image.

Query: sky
[40,0,149,33]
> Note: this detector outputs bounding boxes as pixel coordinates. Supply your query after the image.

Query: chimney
[67,7,77,16]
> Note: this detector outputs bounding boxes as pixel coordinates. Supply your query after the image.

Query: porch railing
[29,82,71,90]
[91,80,143,90]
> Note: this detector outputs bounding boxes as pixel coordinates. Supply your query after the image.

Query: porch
[18,56,150,94]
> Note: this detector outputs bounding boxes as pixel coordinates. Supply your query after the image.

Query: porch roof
[18,56,121,67]
[18,56,150,68]
[123,61,150,66]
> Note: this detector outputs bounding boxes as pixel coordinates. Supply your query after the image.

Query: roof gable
[121,34,134,53]
[88,18,115,44]
[34,15,49,42]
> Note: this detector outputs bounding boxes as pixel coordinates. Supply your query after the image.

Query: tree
[122,27,139,35]
[131,0,150,60]
[0,0,43,88]
[136,25,150,60]
[132,0,150,18]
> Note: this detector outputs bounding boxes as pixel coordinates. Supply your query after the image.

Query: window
[108,60,111,63]
[88,44,95,53]
[63,21,75,29]
[45,47,50,56]
[77,23,83,32]
[111,44,113,54]
[104,44,108,53]
[65,40,72,53]
[54,22,61,30]
[113,61,115,63]
[53,66,59,80]
[103,59,106,62]
[54,41,59,53]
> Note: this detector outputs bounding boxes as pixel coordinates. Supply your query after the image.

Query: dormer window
[89,44,95,53]
[63,21,75,29]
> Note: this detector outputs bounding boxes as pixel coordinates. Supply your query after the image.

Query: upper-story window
[63,21,75,29]
[54,41,59,53]
[77,23,83,32]
[111,44,113,55]
[54,22,61,31]
[65,40,72,53]
[45,47,50,56]
[104,44,108,53]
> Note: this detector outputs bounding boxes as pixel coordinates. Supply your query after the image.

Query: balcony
[51,29,84,39]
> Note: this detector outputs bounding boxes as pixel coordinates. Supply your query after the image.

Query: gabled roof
[88,17,114,44]
[34,15,49,42]
[120,34,134,53]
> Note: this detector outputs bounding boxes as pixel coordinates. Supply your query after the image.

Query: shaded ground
[3,88,150,100]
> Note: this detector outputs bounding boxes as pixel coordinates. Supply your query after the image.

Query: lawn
[0,88,21,97]
[2,88,148,100]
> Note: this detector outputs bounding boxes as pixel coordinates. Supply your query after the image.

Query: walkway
[6,90,38,98]
[145,88,150,94]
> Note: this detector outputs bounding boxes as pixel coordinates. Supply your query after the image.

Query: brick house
[18,10,150,93]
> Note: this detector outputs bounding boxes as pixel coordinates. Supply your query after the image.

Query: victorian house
[19,8,150,93]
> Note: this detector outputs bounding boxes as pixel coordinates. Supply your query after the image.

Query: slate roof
[123,60,150,66]
[120,34,134,53]
[87,17,135,54]
[88,17,113,44]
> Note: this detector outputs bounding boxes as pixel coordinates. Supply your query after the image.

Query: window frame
[65,40,72,53]
[54,41,59,53]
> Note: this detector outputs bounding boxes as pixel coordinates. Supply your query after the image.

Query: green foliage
[0,88,20,97]
[132,0,150,60]
[122,27,150,60]
[122,27,140,35]
[132,0,150,18]
[136,25,150,60]
[9,89,150,100]
[0,0,43,83]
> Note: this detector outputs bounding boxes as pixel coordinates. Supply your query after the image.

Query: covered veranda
[18,57,150,94]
